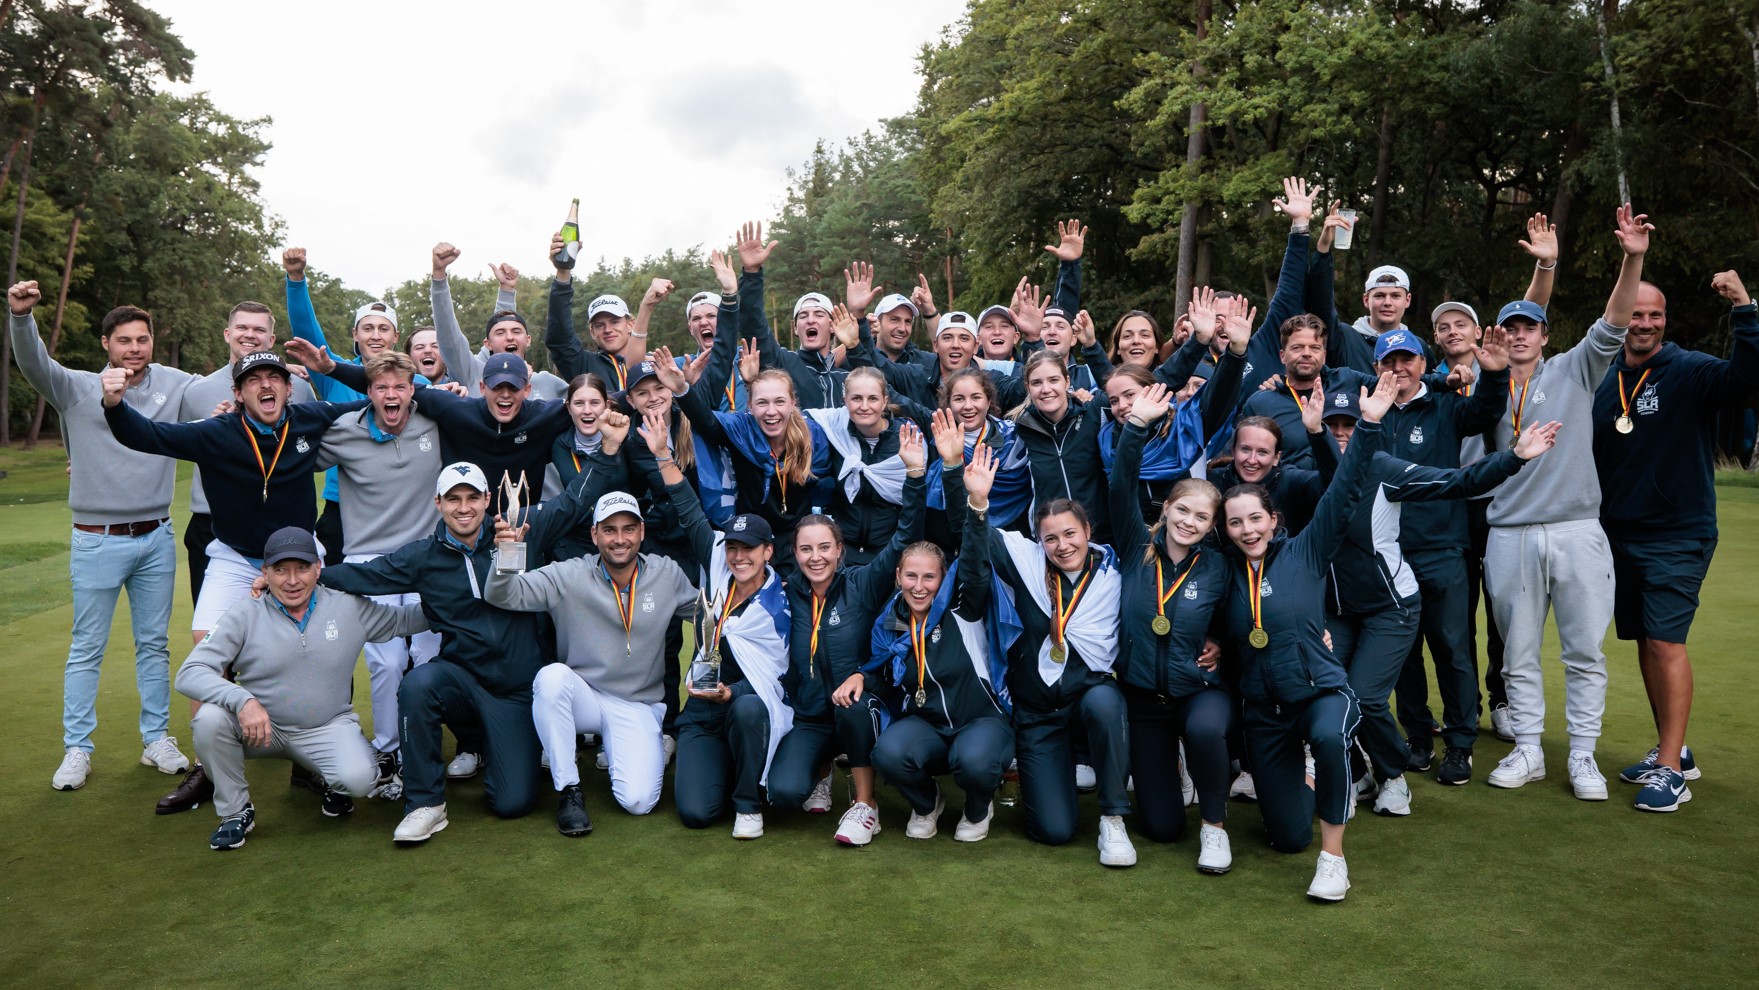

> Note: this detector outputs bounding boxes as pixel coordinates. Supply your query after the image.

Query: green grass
[1,442,1755,988]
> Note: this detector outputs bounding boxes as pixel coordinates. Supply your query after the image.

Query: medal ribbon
[910,612,929,697]
[809,593,827,672]
[774,450,790,511]
[1248,558,1267,638]
[604,563,638,650]
[1508,376,1530,438]
[1156,551,1201,626]
[241,415,290,502]
[611,357,628,391]
[711,578,738,653]
[1286,383,1305,409]
[1051,562,1096,653]
[1616,369,1651,422]
[725,368,738,412]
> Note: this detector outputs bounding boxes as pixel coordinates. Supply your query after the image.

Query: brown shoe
[156,764,214,815]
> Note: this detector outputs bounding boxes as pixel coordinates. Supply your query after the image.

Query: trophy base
[495,542,528,574]
[688,659,722,694]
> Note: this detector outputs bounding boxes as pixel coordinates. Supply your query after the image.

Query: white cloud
[153,0,967,296]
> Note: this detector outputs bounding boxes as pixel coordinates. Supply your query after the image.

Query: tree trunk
[1595,0,1630,204]
[1740,8,1759,124]
[1173,0,1211,319]
[27,210,82,447]
[0,136,19,203]
[1367,100,1395,269]
[1549,121,1584,265]
[2,135,33,446]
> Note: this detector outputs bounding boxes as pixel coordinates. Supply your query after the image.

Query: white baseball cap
[936,311,977,336]
[874,293,917,318]
[435,462,489,497]
[793,292,834,318]
[353,300,398,330]
[685,291,719,315]
[593,491,643,525]
[1430,301,1479,325]
[1363,266,1411,292]
[587,295,631,321]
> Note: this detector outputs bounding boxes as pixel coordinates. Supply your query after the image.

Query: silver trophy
[495,470,531,574]
[688,587,723,692]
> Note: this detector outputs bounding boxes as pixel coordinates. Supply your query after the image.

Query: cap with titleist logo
[1363,265,1411,292]
[232,351,289,383]
[593,491,643,525]
[353,301,398,330]
[482,352,530,390]
[587,295,631,321]
[435,462,489,497]
[262,526,320,566]
[1374,329,1426,362]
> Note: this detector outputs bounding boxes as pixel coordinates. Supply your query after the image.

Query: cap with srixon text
[232,351,289,384]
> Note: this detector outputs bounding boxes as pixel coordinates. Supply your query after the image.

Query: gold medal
[914,688,926,706]
[1152,615,1171,636]
[1050,644,1066,663]
[1152,551,1199,641]
[1249,628,1270,649]
[1614,369,1649,439]
[1615,414,1633,434]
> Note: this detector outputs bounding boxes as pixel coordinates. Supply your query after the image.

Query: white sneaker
[1303,745,1315,787]
[1490,704,1515,742]
[803,772,834,813]
[1372,775,1412,817]
[1568,750,1608,801]
[835,802,880,845]
[1488,744,1546,788]
[732,812,764,839]
[1197,823,1232,874]
[393,804,449,843]
[446,752,481,779]
[954,802,994,842]
[1353,771,1377,803]
[140,736,190,775]
[1178,743,1195,807]
[1097,815,1136,867]
[52,748,91,790]
[1074,763,1097,792]
[662,734,676,766]
[1229,771,1257,802]
[595,747,609,771]
[906,787,944,839]
[1307,851,1350,902]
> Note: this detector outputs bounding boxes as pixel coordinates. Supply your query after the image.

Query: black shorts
[1611,538,1717,643]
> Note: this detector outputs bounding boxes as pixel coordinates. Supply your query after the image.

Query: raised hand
[643,277,675,308]
[1519,213,1559,266]
[1476,324,1510,372]
[284,337,336,374]
[898,421,927,474]
[1272,177,1320,226]
[1044,219,1088,262]
[1316,201,1349,253]
[931,408,965,465]
[598,408,632,451]
[1513,420,1561,460]
[281,248,307,281]
[1073,309,1098,347]
[490,262,520,292]
[681,347,712,385]
[638,409,672,459]
[649,345,688,393]
[99,367,128,407]
[709,249,737,296]
[1298,372,1328,435]
[844,261,881,314]
[737,338,761,384]
[432,242,461,279]
[735,221,777,273]
[1359,370,1398,423]
[1188,286,1220,345]
[1169,313,1193,347]
[1220,297,1256,355]
[1712,270,1751,307]
[964,442,998,504]
[911,273,936,317]
[831,303,861,351]
[1613,203,1654,257]
[1128,382,1173,426]
[7,279,41,315]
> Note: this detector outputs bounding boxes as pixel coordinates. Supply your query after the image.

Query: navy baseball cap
[482,352,530,389]
[232,351,290,384]
[1322,390,1360,422]
[1497,300,1548,326]
[624,359,662,391]
[723,514,773,547]
[1373,329,1425,362]
[262,527,320,566]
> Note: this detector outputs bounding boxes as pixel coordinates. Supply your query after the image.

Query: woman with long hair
[1012,349,1112,542]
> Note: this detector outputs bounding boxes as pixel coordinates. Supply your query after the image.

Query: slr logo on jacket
[513,432,528,445]
[418,433,433,452]
[295,436,311,454]
[1260,580,1274,597]
[930,627,942,644]
[828,607,841,626]
[153,392,167,405]
[1636,383,1659,416]
[1184,585,1198,600]
[640,593,655,613]
[324,620,338,641]
[1408,426,1424,446]
[1531,389,1547,404]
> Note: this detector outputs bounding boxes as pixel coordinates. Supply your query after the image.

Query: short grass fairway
[1,443,1754,989]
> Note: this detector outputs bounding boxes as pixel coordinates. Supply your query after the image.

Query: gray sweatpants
[1484,519,1614,753]
[192,705,377,817]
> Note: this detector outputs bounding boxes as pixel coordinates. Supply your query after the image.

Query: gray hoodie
[181,364,317,515]
[175,586,427,728]
[485,551,698,704]
[315,406,444,555]
[10,313,193,525]
[1485,318,1626,527]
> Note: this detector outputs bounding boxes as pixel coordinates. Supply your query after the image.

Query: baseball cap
[262,526,320,566]
[482,352,531,390]
[1496,300,1548,326]
[1363,265,1411,292]
[622,359,662,392]
[874,294,917,318]
[723,514,774,547]
[1373,329,1425,362]
[435,462,489,498]
[587,295,631,321]
[685,291,720,315]
[593,491,643,525]
[1043,306,1071,322]
[1322,390,1360,422]
[1430,301,1479,326]
[793,293,834,318]
[232,351,289,383]
[976,304,1018,329]
[936,311,977,336]
[353,300,398,330]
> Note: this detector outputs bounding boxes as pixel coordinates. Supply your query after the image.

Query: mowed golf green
[0,443,1753,988]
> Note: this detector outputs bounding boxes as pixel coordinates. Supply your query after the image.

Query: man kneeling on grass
[175,528,430,851]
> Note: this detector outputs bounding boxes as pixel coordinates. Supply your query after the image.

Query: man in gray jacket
[485,487,701,837]
[1483,204,1653,801]
[176,528,429,850]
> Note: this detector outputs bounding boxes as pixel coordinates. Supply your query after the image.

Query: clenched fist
[8,280,41,315]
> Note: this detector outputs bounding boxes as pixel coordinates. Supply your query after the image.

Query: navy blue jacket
[1238,231,1320,395]
[1380,365,1510,551]
[1014,394,1111,543]
[1237,366,1380,469]
[545,277,631,391]
[1594,303,1759,542]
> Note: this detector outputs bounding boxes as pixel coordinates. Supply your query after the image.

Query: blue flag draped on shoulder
[1099,398,1210,481]
[865,560,1020,726]
[708,408,831,511]
[925,417,1032,526]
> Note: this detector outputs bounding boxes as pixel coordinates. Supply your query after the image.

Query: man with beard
[407,327,450,385]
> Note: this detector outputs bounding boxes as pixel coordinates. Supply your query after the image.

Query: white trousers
[1484,519,1614,753]
[344,553,440,754]
[532,662,664,815]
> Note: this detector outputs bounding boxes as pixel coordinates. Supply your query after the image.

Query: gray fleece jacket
[174,586,427,729]
[10,313,193,524]
[315,406,444,555]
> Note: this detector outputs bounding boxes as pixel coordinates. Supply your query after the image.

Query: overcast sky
[154,0,968,296]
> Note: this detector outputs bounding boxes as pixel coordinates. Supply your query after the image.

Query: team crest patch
[1260,580,1274,597]
[930,627,942,644]
[1532,389,1546,404]
[1333,393,1349,408]
[1636,383,1659,416]
[418,433,433,452]
[295,437,311,454]
[1408,426,1424,445]
[828,607,841,626]
[153,392,167,405]
[732,518,747,532]
[1184,585,1198,600]
[641,593,655,613]
[513,432,528,445]
[324,620,338,641]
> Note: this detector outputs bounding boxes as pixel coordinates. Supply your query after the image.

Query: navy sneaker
[1437,747,1473,786]
[321,787,355,818]
[1632,766,1692,813]
[1619,745,1700,784]
[556,784,592,837]
[1405,735,1434,773]
[210,803,256,851]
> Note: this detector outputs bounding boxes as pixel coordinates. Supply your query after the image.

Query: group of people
[12,175,1754,904]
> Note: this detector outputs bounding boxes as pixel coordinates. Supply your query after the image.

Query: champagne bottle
[553,197,581,269]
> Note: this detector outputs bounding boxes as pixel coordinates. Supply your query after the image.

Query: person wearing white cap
[675,283,748,412]
[544,230,647,396]
[871,286,936,372]
[485,485,704,836]
[427,244,568,401]
[730,222,848,408]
